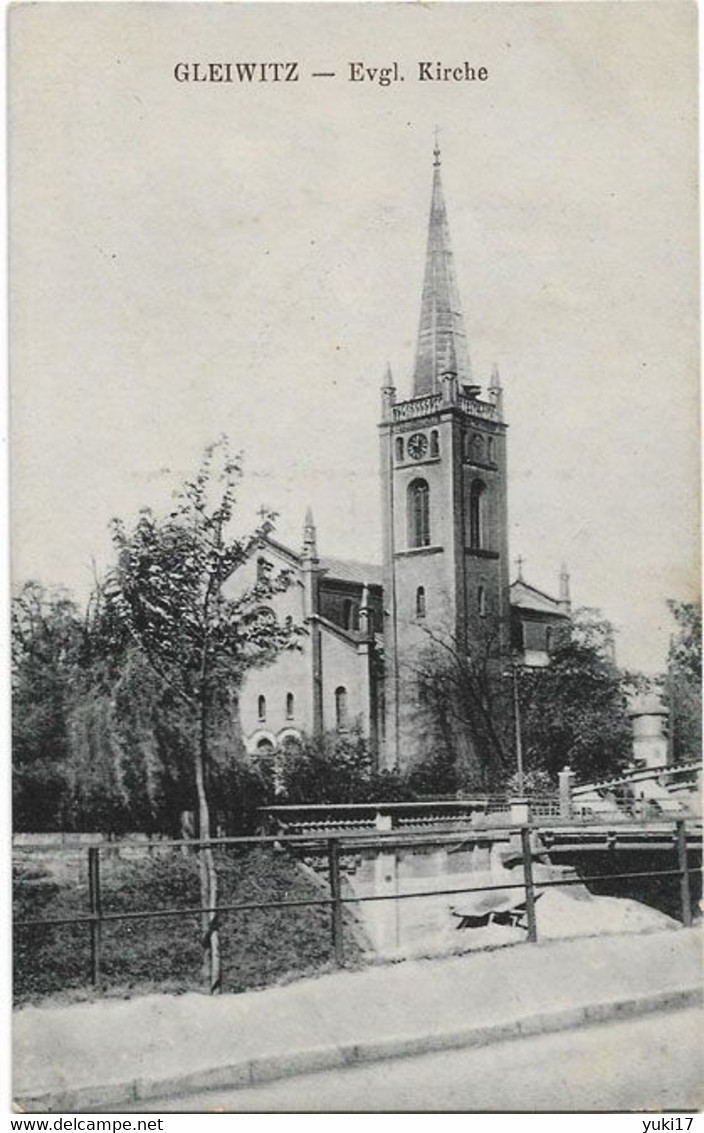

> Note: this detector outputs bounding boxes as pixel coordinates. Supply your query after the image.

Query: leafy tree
[666,599,701,763]
[104,438,300,992]
[11,582,85,830]
[517,608,632,784]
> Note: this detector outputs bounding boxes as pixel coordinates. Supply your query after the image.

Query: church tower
[379,142,511,772]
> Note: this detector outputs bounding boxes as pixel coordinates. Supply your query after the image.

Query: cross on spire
[515,555,525,581]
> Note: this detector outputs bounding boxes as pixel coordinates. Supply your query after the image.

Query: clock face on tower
[407,432,428,460]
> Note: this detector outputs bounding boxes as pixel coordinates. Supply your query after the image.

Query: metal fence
[13,819,699,995]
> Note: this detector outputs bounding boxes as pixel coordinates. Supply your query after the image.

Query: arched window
[335,686,348,731]
[256,737,274,754]
[256,556,271,582]
[342,598,359,631]
[430,430,439,458]
[472,434,485,462]
[286,692,295,720]
[416,586,426,619]
[478,584,487,618]
[487,436,495,464]
[469,480,487,549]
[257,695,266,722]
[408,479,430,548]
[395,436,404,463]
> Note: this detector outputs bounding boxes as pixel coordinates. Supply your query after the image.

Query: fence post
[675,819,692,927]
[327,838,344,966]
[88,846,102,987]
[558,766,574,819]
[520,826,538,943]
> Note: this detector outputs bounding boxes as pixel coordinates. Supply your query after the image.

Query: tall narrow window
[395,436,404,463]
[342,598,359,631]
[286,692,295,720]
[430,430,439,458]
[478,585,487,617]
[408,479,430,548]
[257,695,266,722]
[416,586,426,619]
[487,437,495,464]
[335,686,348,731]
[469,480,487,549]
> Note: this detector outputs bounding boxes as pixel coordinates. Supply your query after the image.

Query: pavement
[13,927,703,1113]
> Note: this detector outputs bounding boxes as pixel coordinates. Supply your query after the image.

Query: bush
[13,845,356,1003]
[278,730,413,804]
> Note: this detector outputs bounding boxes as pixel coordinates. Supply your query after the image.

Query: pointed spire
[412,138,472,397]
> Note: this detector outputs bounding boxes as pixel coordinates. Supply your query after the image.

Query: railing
[458,395,498,420]
[390,393,499,424]
[13,819,699,995]
[392,394,442,422]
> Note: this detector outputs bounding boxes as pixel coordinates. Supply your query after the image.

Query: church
[229,143,571,772]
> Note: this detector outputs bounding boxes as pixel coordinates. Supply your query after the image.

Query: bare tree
[401,617,513,792]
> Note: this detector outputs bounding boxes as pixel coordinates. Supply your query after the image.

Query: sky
[9,2,699,673]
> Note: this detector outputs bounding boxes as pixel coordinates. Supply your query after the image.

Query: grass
[13,846,359,1004]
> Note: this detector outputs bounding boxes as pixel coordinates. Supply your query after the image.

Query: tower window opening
[408,479,430,548]
[257,695,266,722]
[478,584,487,617]
[335,686,348,731]
[395,436,404,463]
[416,586,426,619]
[487,436,495,463]
[469,479,487,550]
[342,598,359,631]
[286,692,295,720]
[430,430,439,458]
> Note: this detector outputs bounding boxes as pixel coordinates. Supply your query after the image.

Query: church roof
[318,555,383,587]
[412,141,472,395]
[262,536,382,587]
[510,578,569,617]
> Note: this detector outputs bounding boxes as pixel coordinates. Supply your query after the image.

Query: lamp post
[511,660,525,795]
[502,655,526,795]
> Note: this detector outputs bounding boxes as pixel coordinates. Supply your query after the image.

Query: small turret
[302,506,318,561]
[359,583,372,640]
[559,562,572,613]
[489,362,504,420]
[380,363,396,421]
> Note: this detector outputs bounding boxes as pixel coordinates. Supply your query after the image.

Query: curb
[16,985,702,1112]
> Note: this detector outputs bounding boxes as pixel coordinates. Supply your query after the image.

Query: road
[143,1006,703,1112]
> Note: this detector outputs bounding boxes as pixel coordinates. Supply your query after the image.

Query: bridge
[259,763,701,940]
